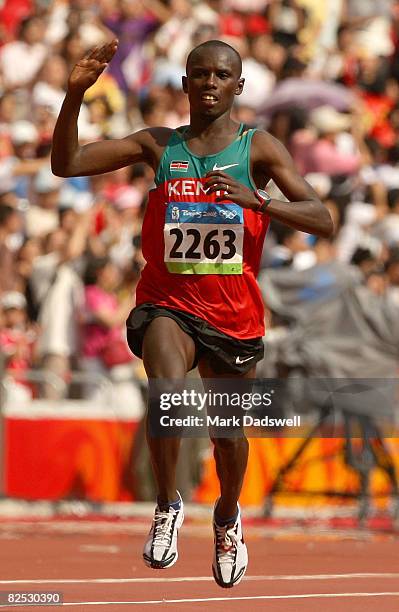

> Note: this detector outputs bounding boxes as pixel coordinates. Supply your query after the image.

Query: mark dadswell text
[160,415,301,428]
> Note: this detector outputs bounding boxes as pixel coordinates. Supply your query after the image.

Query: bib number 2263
[169,227,236,260]
[164,202,244,275]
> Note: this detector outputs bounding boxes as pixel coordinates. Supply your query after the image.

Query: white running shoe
[143,493,184,569]
[212,501,248,588]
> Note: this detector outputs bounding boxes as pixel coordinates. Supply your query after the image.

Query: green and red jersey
[136,124,270,339]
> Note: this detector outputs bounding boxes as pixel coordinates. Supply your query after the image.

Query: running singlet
[136,124,270,340]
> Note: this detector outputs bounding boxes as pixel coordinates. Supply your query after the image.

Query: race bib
[164,202,244,274]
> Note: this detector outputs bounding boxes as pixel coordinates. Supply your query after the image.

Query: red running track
[0,516,398,611]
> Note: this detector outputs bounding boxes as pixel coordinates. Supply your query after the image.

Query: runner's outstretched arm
[51,39,165,177]
[205,131,334,238]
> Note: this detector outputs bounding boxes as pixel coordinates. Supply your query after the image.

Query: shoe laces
[152,508,177,546]
[215,522,239,563]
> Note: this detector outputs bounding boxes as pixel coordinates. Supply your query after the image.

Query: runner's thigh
[142,316,196,378]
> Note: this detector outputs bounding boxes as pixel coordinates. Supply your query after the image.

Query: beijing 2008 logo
[171,206,180,221]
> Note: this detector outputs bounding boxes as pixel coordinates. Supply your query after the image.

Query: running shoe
[212,501,248,588]
[143,492,184,569]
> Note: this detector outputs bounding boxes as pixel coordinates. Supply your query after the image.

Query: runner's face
[183,49,244,117]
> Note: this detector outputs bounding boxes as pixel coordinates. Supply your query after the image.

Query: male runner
[52,38,333,588]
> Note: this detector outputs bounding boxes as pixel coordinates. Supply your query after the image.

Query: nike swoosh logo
[212,163,239,171]
[235,356,254,364]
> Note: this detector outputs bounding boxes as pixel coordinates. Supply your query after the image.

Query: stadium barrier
[1,368,398,512]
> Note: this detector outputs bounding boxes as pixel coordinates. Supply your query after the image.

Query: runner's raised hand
[67,39,119,95]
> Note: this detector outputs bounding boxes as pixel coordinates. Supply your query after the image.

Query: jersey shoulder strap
[155,127,188,185]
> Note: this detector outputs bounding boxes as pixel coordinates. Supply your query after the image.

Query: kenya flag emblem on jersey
[170,161,189,172]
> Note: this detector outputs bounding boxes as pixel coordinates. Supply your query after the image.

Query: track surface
[0,516,398,611]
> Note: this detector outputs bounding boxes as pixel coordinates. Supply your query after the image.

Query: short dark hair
[388,144,399,164]
[83,256,110,286]
[386,246,399,270]
[139,96,157,118]
[351,247,374,266]
[270,219,296,244]
[186,40,242,76]
[0,204,17,227]
[18,15,40,40]
[388,189,399,210]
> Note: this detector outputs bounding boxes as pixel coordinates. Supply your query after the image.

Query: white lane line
[1,592,397,607]
[0,573,398,585]
[79,546,120,554]
[0,520,379,540]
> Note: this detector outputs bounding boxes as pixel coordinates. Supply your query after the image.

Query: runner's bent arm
[51,93,164,176]
[205,131,333,238]
[253,132,333,237]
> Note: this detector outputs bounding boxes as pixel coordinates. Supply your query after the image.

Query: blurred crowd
[1,0,399,401]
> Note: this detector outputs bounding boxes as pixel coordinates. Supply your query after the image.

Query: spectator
[0,120,48,200]
[31,209,95,398]
[385,246,399,305]
[25,166,64,238]
[0,92,18,159]
[266,220,315,269]
[344,0,394,58]
[102,0,166,93]
[234,37,276,111]
[268,0,306,49]
[80,256,133,398]
[0,290,37,398]
[0,204,22,293]
[372,189,399,245]
[60,29,86,73]
[15,236,43,320]
[32,55,69,117]
[298,106,363,176]
[0,15,47,89]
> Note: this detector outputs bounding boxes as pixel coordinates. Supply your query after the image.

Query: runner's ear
[235,78,244,96]
[182,76,188,93]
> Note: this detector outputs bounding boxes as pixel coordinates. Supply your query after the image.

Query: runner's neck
[184,118,242,156]
[187,112,239,140]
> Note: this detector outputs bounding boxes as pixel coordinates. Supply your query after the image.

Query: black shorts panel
[126,303,264,375]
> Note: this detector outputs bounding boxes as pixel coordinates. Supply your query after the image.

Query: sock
[157,496,181,512]
[215,505,239,527]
